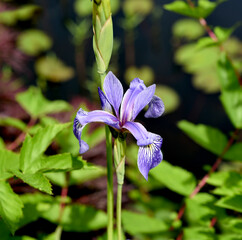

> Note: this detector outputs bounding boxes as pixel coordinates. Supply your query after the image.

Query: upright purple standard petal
[103,72,123,117]
[98,87,113,113]
[145,95,165,118]
[120,78,146,123]
[138,134,163,180]
[131,84,156,121]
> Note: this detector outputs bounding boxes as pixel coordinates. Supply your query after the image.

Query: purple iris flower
[73,72,164,180]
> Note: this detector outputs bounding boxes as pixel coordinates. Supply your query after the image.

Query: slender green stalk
[105,125,114,240]
[116,183,123,240]
[114,136,126,240]
[92,1,114,238]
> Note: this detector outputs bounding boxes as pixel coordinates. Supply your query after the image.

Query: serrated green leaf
[224,143,242,161]
[178,120,228,155]
[220,89,242,128]
[197,37,217,49]
[217,52,240,91]
[0,117,26,131]
[45,163,106,187]
[172,18,205,40]
[164,0,223,19]
[0,181,23,234]
[16,87,72,118]
[150,161,196,196]
[12,170,52,194]
[41,203,107,232]
[17,193,53,228]
[185,193,220,226]
[17,30,52,56]
[216,195,242,212]
[20,123,71,173]
[0,5,41,26]
[207,171,231,187]
[0,149,19,180]
[183,226,216,240]
[122,210,168,235]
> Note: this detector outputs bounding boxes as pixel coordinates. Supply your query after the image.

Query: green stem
[105,125,114,240]
[117,183,123,240]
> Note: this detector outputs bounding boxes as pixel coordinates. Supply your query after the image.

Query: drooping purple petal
[137,133,163,180]
[103,71,123,117]
[98,87,113,113]
[76,109,121,130]
[144,95,165,118]
[120,78,146,123]
[73,117,89,154]
[122,121,152,146]
[131,84,156,121]
[74,108,121,154]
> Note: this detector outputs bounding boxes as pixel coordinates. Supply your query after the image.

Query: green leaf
[197,37,217,49]
[224,143,242,161]
[17,30,52,56]
[0,137,5,150]
[41,203,107,232]
[0,117,26,131]
[0,219,11,240]
[218,234,242,240]
[183,226,216,240]
[12,170,52,194]
[215,25,239,42]
[16,87,72,118]
[45,163,106,187]
[155,85,180,114]
[36,154,85,173]
[220,89,242,128]
[164,0,223,19]
[35,56,74,83]
[217,52,240,91]
[185,193,223,226]
[0,5,41,26]
[0,181,23,234]
[0,149,19,180]
[122,210,168,235]
[20,123,71,173]
[178,120,228,155]
[216,195,242,212]
[150,160,196,196]
[17,193,53,228]
[172,19,205,40]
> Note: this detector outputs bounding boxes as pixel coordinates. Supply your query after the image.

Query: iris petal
[98,87,113,113]
[131,84,156,121]
[145,95,165,118]
[74,108,121,154]
[120,78,146,122]
[138,134,163,180]
[103,72,123,117]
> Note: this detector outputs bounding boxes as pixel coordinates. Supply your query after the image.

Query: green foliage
[0,181,23,234]
[224,143,242,161]
[17,30,52,56]
[0,117,27,131]
[183,226,216,240]
[216,195,242,212]
[20,123,71,173]
[150,160,196,196]
[122,210,169,235]
[41,203,107,232]
[16,87,72,118]
[0,149,19,180]
[164,0,224,19]
[173,19,205,40]
[0,5,41,26]
[178,120,228,155]
[35,56,75,83]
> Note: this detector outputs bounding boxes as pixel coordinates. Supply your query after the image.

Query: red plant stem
[176,231,184,240]
[7,117,37,151]
[58,172,70,223]
[210,217,217,228]
[199,18,218,42]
